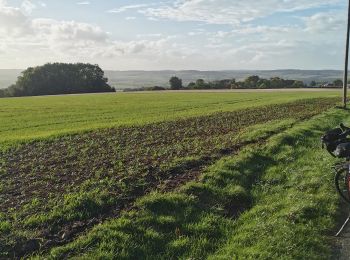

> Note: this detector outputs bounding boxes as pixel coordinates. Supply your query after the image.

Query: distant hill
[0,70,23,89]
[0,69,344,90]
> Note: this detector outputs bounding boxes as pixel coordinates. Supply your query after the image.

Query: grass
[210,109,347,259]
[0,98,338,258]
[0,90,345,259]
[0,91,339,147]
[44,108,348,260]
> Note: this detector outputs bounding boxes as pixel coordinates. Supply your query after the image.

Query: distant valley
[0,69,344,90]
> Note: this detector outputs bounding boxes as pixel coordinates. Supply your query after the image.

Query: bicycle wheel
[335,168,350,204]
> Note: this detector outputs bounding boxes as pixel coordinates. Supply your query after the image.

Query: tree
[169,76,183,90]
[0,63,115,97]
[195,79,206,89]
[292,80,305,88]
[217,79,235,89]
[334,79,343,87]
[196,79,205,85]
[310,81,317,87]
[244,75,260,88]
[186,78,235,89]
[284,80,295,88]
[187,82,196,89]
[246,75,260,83]
[269,77,284,89]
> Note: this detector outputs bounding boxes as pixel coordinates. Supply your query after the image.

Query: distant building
[320,83,336,88]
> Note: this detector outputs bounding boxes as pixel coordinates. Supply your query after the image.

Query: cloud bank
[0,0,347,70]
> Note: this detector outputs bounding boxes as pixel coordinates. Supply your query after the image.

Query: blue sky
[0,0,348,70]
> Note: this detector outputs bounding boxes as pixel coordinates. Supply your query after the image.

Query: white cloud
[21,0,36,15]
[31,19,108,43]
[0,3,30,35]
[303,11,345,33]
[0,0,347,70]
[188,31,204,36]
[233,26,291,35]
[0,1,185,68]
[108,4,149,14]
[77,1,90,5]
[143,0,342,25]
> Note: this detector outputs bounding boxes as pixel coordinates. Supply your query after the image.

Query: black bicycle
[322,123,350,236]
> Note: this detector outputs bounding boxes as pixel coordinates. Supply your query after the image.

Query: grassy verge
[210,108,348,259]
[36,107,348,259]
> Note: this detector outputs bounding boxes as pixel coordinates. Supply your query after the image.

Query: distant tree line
[123,86,167,92]
[168,75,306,90]
[309,79,344,88]
[0,63,115,98]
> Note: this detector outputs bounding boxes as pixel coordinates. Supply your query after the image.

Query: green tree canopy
[333,79,343,87]
[1,63,115,97]
[169,76,183,90]
[247,75,260,82]
[292,80,305,88]
[310,80,317,87]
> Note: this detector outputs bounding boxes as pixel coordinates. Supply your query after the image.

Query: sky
[0,0,348,70]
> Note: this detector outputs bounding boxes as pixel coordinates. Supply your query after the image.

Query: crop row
[0,97,338,258]
[48,106,346,259]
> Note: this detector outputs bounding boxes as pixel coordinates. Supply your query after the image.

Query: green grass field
[0,90,346,259]
[0,91,339,147]
[49,109,347,259]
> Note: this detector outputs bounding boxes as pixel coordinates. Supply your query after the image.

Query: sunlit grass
[47,108,348,259]
[0,91,340,147]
